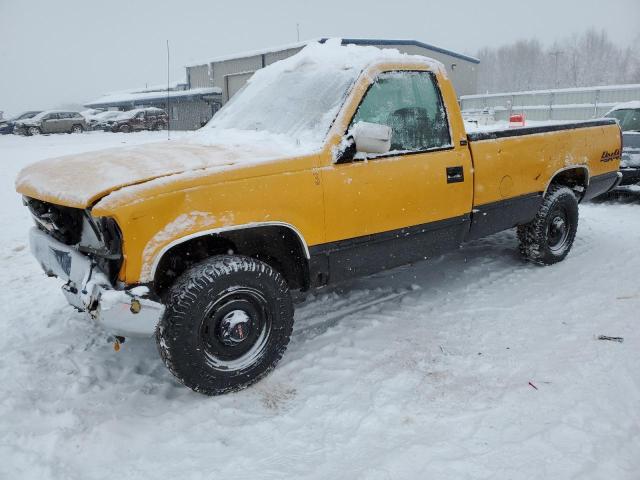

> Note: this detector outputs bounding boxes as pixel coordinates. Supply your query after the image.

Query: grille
[24,197,84,245]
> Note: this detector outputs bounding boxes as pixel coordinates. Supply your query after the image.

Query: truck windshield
[204,63,359,148]
[606,109,640,132]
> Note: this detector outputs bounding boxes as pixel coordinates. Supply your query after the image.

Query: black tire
[156,255,294,396]
[119,124,131,133]
[152,122,166,131]
[70,124,83,134]
[517,185,579,265]
[27,126,41,136]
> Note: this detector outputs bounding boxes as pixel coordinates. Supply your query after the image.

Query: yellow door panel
[321,148,473,242]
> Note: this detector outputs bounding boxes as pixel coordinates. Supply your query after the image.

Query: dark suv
[14,111,87,136]
[0,111,42,134]
[106,107,168,133]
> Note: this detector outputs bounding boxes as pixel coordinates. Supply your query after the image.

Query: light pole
[549,49,563,88]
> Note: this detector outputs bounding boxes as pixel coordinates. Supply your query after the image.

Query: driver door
[42,113,60,133]
[319,70,473,281]
[132,112,145,130]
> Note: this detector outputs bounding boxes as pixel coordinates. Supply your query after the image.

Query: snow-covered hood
[15,137,304,209]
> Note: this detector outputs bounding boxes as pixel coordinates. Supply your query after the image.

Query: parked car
[80,108,105,124]
[605,102,640,186]
[0,111,42,134]
[14,111,87,136]
[15,44,621,396]
[105,107,168,133]
[88,110,127,131]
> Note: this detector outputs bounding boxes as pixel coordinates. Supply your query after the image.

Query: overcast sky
[1,0,638,116]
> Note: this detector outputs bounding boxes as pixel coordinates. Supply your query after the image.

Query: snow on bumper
[29,227,163,337]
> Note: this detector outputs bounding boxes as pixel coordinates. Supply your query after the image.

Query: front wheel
[28,126,41,136]
[517,185,579,265]
[156,255,294,396]
[70,124,84,134]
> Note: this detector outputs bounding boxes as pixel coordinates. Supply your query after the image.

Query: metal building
[187,38,480,104]
[84,84,222,130]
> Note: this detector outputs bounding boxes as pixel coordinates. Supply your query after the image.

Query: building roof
[321,38,480,64]
[85,87,222,108]
[186,37,479,68]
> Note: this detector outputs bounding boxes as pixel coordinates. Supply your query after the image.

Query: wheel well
[153,226,309,296]
[547,167,588,200]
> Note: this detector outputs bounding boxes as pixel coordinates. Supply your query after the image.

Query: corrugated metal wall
[263,47,304,66]
[170,100,220,130]
[461,85,640,121]
[385,44,478,97]
[187,64,211,89]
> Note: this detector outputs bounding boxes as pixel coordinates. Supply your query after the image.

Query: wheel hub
[548,213,569,251]
[199,289,270,366]
[219,310,252,346]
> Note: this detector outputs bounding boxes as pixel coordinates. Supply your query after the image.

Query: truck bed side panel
[466,120,620,240]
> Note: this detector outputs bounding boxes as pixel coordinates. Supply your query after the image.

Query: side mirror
[352,121,392,155]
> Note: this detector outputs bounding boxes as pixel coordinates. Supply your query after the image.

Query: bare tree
[477,29,640,93]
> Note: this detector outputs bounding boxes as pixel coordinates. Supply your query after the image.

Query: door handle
[446,166,464,184]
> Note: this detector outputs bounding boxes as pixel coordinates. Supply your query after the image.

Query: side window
[136,112,145,119]
[351,71,451,152]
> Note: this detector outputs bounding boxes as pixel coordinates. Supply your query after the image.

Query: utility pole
[549,49,563,89]
[296,23,300,42]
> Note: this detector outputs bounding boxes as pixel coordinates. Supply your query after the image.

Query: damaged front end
[24,197,163,337]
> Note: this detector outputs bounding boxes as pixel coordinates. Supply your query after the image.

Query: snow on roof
[192,39,446,150]
[105,80,188,96]
[186,37,478,68]
[29,110,80,120]
[85,87,222,108]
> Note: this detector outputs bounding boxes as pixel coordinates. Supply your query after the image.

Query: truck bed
[465,118,621,240]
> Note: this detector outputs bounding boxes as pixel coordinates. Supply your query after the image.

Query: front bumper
[29,227,163,337]
[13,125,29,135]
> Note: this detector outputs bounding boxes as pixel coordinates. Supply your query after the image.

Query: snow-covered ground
[1,132,639,479]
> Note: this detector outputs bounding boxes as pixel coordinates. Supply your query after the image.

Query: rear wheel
[156,255,294,396]
[517,185,579,265]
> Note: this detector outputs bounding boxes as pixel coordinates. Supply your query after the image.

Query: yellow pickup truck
[16,41,621,395]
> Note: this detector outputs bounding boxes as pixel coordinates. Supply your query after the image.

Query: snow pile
[194,38,445,150]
